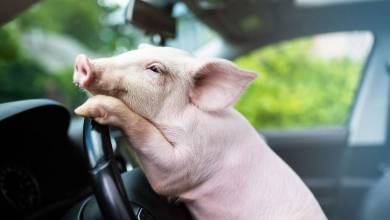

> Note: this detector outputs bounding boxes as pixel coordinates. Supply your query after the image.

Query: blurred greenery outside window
[234,32,373,129]
[0,0,147,110]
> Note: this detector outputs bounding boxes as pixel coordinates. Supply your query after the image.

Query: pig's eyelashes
[147,65,162,74]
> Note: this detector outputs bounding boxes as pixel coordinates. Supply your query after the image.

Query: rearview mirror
[125,0,176,39]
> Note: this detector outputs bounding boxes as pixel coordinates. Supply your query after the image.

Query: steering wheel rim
[83,118,137,220]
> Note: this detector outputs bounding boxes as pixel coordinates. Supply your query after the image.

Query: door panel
[262,127,347,218]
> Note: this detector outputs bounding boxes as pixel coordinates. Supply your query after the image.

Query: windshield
[0,0,373,131]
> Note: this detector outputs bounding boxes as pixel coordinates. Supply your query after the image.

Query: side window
[234,32,374,129]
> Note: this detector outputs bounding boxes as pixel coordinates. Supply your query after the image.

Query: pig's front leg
[75,95,193,196]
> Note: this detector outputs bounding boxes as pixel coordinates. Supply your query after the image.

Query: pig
[73,44,327,220]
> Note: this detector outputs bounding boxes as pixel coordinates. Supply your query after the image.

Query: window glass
[0,0,145,110]
[234,32,373,129]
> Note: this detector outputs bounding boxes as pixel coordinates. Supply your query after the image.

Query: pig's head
[73,44,257,121]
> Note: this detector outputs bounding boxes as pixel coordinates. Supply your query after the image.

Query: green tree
[0,0,142,109]
[14,0,140,54]
[235,37,363,129]
[0,25,49,102]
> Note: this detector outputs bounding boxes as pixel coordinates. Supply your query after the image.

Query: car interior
[1,0,390,220]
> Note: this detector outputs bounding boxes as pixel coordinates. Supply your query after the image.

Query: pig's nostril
[81,66,88,76]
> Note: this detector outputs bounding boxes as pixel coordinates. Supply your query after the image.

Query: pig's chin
[81,82,127,99]
[80,86,102,97]
[79,84,150,119]
[85,89,124,101]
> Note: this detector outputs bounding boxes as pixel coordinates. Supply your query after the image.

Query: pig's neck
[155,107,268,218]
[182,108,267,219]
[154,107,322,220]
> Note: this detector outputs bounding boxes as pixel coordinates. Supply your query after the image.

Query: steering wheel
[81,118,192,220]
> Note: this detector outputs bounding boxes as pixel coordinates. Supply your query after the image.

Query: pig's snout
[73,54,93,88]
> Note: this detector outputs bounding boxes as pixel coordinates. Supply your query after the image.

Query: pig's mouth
[74,76,127,100]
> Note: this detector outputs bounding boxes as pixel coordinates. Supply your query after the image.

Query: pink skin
[74,44,327,220]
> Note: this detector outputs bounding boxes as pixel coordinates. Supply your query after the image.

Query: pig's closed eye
[147,65,161,74]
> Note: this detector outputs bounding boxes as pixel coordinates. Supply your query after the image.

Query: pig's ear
[189,58,257,112]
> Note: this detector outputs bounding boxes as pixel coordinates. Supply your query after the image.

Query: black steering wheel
[79,118,192,220]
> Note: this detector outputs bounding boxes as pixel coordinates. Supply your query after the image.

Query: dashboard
[0,100,89,220]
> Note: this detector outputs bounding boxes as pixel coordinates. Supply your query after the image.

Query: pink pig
[74,44,327,220]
